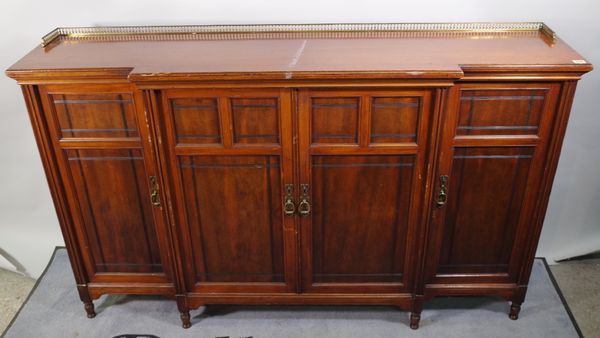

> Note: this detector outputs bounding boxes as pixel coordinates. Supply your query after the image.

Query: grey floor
[1,256,598,337]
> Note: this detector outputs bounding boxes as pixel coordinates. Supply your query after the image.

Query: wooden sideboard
[6,23,592,329]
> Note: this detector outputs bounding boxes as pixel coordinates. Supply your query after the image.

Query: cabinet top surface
[6,23,592,81]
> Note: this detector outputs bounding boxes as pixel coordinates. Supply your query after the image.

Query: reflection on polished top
[6,23,592,80]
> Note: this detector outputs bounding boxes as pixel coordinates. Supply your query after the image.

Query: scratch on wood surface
[286,39,307,79]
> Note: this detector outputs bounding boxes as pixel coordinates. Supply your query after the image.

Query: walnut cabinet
[6,23,592,329]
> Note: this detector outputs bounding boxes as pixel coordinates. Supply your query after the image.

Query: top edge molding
[41,22,556,47]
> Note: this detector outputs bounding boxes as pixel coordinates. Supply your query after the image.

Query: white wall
[0,0,598,278]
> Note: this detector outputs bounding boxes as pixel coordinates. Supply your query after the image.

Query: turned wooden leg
[509,303,521,320]
[84,301,96,318]
[176,295,191,329]
[76,284,96,318]
[509,286,526,320]
[410,312,421,329]
[180,311,191,329]
[410,297,423,330]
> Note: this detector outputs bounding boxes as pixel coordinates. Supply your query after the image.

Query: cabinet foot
[77,285,95,318]
[84,301,96,318]
[176,295,191,328]
[509,303,521,320]
[409,312,421,330]
[180,311,191,329]
[410,296,423,330]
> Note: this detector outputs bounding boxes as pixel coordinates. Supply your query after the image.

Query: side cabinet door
[425,83,561,287]
[298,89,435,293]
[155,88,297,293]
[38,84,173,288]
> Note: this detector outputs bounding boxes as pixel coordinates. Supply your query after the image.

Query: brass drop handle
[298,184,311,217]
[436,175,448,208]
[283,184,296,216]
[150,176,161,207]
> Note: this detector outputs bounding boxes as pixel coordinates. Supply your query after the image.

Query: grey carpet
[2,249,581,338]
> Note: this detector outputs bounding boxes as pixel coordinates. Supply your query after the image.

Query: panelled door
[298,89,435,293]
[157,88,297,293]
[425,82,561,285]
[38,84,173,286]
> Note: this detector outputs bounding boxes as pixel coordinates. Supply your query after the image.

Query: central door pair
[157,87,434,296]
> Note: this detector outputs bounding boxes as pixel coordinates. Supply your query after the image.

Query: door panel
[230,97,280,145]
[311,155,414,283]
[65,149,162,273]
[158,88,296,293]
[457,89,546,136]
[39,84,171,284]
[299,89,433,293]
[179,155,284,283]
[438,147,534,275]
[311,97,360,144]
[370,96,419,143]
[51,93,139,139]
[170,97,221,145]
[426,83,560,285]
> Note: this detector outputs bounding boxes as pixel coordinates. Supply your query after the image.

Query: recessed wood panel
[170,97,221,144]
[458,89,546,136]
[51,93,138,139]
[231,98,280,144]
[438,147,534,275]
[179,155,284,283]
[370,97,419,143]
[310,155,414,283]
[65,149,162,274]
[311,97,359,144]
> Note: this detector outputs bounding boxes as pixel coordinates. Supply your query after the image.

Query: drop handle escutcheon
[283,184,296,216]
[436,175,449,208]
[150,176,161,207]
[298,184,311,217]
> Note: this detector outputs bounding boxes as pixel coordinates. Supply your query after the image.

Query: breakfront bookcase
[6,23,592,329]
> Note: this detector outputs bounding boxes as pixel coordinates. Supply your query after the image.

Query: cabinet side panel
[20,85,88,284]
[517,81,579,285]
